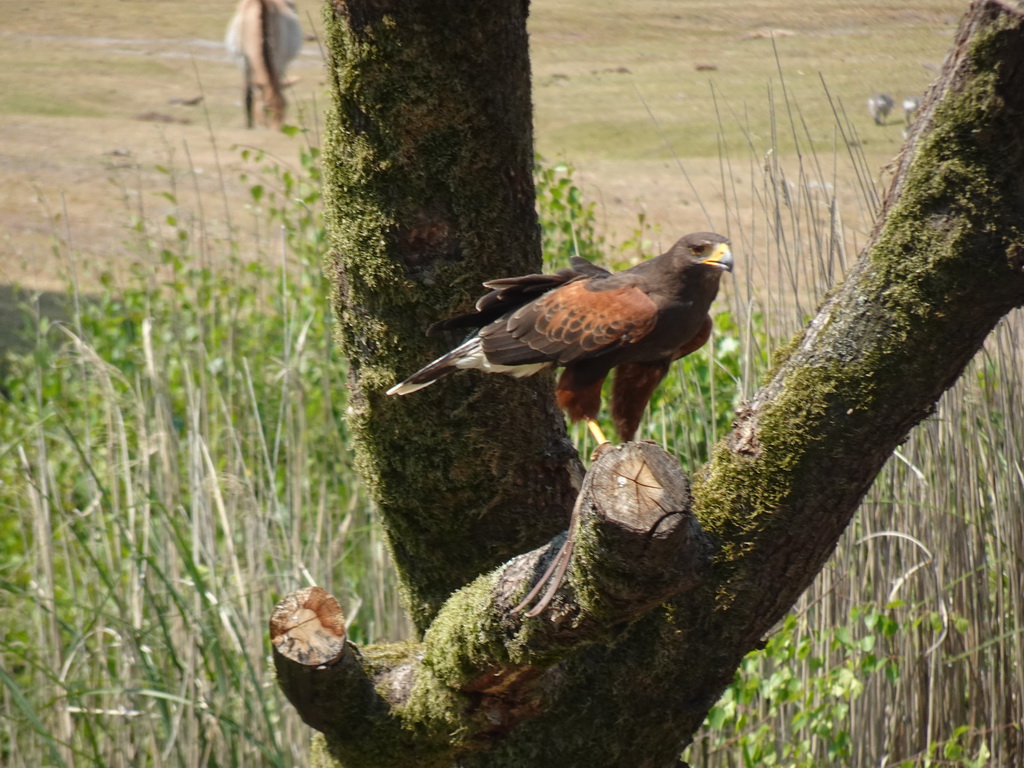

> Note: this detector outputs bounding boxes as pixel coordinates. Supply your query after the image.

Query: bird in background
[387,232,734,446]
[902,96,921,124]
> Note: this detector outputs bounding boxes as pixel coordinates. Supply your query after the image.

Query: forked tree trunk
[287,0,1024,765]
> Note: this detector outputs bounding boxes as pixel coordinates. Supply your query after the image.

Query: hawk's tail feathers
[386,356,459,396]
[385,336,482,396]
[386,334,551,395]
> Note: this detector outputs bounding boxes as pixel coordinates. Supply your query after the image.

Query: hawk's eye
[689,245,706,256]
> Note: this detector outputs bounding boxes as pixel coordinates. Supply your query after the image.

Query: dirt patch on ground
[1,112,317,291]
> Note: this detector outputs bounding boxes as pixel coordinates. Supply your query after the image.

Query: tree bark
[321,0,581,631]
[301,0,1024,765]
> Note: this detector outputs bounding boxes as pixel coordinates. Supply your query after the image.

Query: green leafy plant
[535,156,605,268]
[0,133,388,767]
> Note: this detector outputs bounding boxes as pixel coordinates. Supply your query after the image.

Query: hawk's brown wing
[480,280,659,366]
[427,258,609,336]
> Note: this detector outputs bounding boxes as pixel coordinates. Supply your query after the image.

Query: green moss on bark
[693,13,1024,640]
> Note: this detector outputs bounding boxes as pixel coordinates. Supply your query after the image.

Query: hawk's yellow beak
[700,242,734,272]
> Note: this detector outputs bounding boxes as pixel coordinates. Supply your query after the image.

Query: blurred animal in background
[867,93,894,126]
[902,97,921,124]
[225,0,303,129]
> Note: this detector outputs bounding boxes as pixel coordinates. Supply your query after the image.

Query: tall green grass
[1,89,1022,768]
[0,130,407,767]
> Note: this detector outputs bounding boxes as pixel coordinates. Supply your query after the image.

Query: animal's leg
[609,360,672,443]
[556,365,606,422]
[244,63,255,128]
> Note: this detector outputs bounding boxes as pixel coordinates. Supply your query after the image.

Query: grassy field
[531,0,958,241]
[0,0,959,289]
[0,0,327,293]
[5,1,1020,767]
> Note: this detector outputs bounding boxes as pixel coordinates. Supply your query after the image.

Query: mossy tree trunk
[320,0,582,632]
[292,0,1024,766]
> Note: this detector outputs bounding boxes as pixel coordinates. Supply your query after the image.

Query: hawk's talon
[586,418,610,446]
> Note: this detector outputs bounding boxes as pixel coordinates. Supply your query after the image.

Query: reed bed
[677,82,1023,768]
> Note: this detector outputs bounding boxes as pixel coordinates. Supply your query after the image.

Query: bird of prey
[387,232,733,445]
[389,232,732,617]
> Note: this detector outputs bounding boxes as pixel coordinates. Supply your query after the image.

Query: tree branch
[271,588,452,767]
[277,445,712,764]
[697,0,1024,649]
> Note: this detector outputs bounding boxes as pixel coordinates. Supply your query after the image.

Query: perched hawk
[387,232,733,444]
